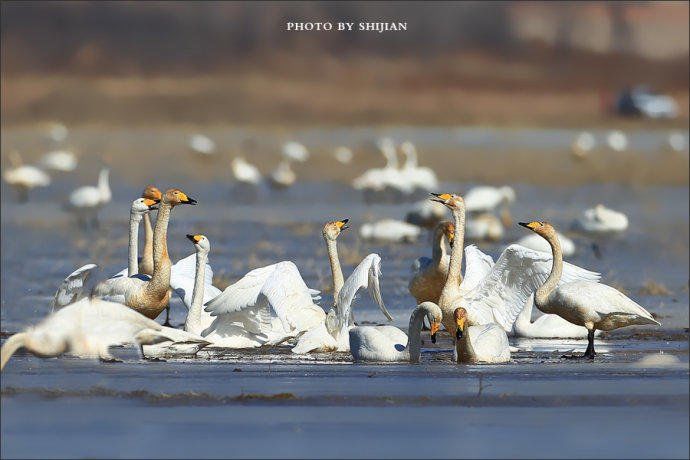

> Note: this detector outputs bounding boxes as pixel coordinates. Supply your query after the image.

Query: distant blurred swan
[399,141,438,192]
[514,231,576,257]
[231,157,262,185]
[2,152,51,202]
[333,146,353,164]
[360,219,421,243]
[269,160,296,189]
[41,149,78,172]
[465,213,504,242]
[464,185,516,227]
[66,168,111,227]
[282,141,309,162]
[405,199,447,227]
[352,137,411,195]
[606,130,628,152]
[47,122,68,143]
[667,132,687,152]
[409,221,454,304]
[188,134,216,155]
[575,204,629,234]
[571,131,596,159]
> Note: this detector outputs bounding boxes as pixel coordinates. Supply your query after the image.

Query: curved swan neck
[98,169,111,200]
[514,295,534,332]
[536,232,563,307]
[1,332,28,370]
[407,305,431,363]
[441,204,465,298]
[431,225,448,265]
[325,238,345,304]
[186,249,208,334]
[128,211,143,277]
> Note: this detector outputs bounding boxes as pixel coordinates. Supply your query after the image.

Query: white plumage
[465,214,504,242]
[40,149,78,172]
[359,219,421,243]
[269,160,296,188]
[47,122,68,142]
[606,130,628,152]
[3,153,51,201]
[188,134,216,155]
[282,141,309,162]
[398,141,438,192]
[514,232,576,257]
[575,204,629,233]
[67,168,111,226]
[333,146,353,164]
[231,157,262,185]
[405,199,447,227]
[464,186,516,213]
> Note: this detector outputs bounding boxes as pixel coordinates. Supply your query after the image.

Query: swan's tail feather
[1,332,28,371]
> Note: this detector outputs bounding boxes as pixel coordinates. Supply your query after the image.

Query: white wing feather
[463,244,601,331]
[460,245,495,292]
[169,254,215,308]
[337,254,392,327]
[52,264,98,310]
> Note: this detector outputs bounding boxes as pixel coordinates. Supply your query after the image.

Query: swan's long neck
[404,149,418,168]
[407,304,433,363]
[98,169,111,201]
[514,295,535,333]
[535,232,563,307]
[1,332,27,370]
[141,213,154,271]
[431,225,448,267]
[440,205,465,301]
[128,212,143,277]
[383,149,398,169]
[185,249,208,334]
[325,238,345,305]
[147,202,172,296]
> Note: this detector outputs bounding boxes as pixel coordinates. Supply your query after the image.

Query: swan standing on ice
[40,149,78,172]
[399,141,438,192]
[514,231,576,257]
[519,221,659,358]
[188,134,216,155]
[667,132,687,152]
[231,157,262,186]
[360,219,421,243]
[575,204,629,234]
[409,221,454,304]
[2,152,51,202]
[464,185,516,227]
[334,146,353,164]
[453,307,511,363]
[350,302,442,363]
[66,168,111,228]
[292,219,395,354]
[0,298,209,370]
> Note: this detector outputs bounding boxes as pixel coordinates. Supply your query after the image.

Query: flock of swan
[1,181,660,369]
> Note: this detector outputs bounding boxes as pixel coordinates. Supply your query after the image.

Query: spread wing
[463,244,601,332]
[337,254,392,328]
[169,253,216,308]
[460,245,494,293]
[52,264,98,311]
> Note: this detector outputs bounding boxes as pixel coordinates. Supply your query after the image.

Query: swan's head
[186,234,210,252]
[163,188,197,206]
[441,221,455,247]
[518,220,555,238]
[454,307,468,339]
[400,141,416,156]
[429,193,464,210]
[429,317,441,344]
[141,185,162,201]
[323,219,349,240]
[131,197,159,214]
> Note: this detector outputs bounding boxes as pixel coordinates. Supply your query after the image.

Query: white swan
[333,146,353,164]
[512,295,598,339]
[188,134,216,155]
[292,219,394,354]
[606,130,628,152]
[282,141,309,162]
[514,231,576,257]
[2,152,51,202]
[399,141,438,192]
[453,307,510,363]
[575,204,629,233]
[0,297,209,370]
[350,302,442,363]
[269,160,296,189]
[175,234,270,348]
[409,221,454,304]
[519,220,659,358]
[667,132,687,152]
[204,261,325,347]
[360,219,421,243]
[352,137,411,195]
[465,213,504,242]
[40,149,78,172]
[231,157,262,185]
[67,168,111,228]
[464,185,515,227]
[405,199,447,228]
[571,131,596,159]
[430,193,601,337]
[47,122,68,143]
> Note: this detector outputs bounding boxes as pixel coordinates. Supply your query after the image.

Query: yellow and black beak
[518,221,539,231]
[430,321,440,344]
[335,219,350,230]
[182,196,198,205]
[186,234,202,244]
[429,192,451,204]
[143,198,159,210]
[455,317,466,340]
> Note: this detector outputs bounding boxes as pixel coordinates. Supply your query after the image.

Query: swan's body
[409,221,453,304]
[40,149,78,172]
[1,298,209,370]
[405,199,447,227]
[520,221,659,358]
[282,141,309,162]
[514,232,576,257]
[67,168,111,227]
[292,220,393,354]
[512,295,598,339]
[360,219,421,243]
[188,134,216,155]
[3,153,51,202]
[464,186,516,214]
[350,302,441,362]
[399,141,438,192]
[205,261,325,347]
[465,213,504,242]
[231,157,262,185]
[453,310,510,364]
[576,204,629,233]
[606,130,628,152]
[334,146,353,164]
[269,160,296,189]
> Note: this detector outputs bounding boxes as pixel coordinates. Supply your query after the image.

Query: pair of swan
[188,134,216,155]
[67,168,112,228]
[575,204,629,234]
[360,219,421,243]
[519,221,659,358]
[1,297,209,370]
[2,151,51,202]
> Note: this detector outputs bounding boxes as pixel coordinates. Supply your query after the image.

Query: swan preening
[519,221,659,358]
